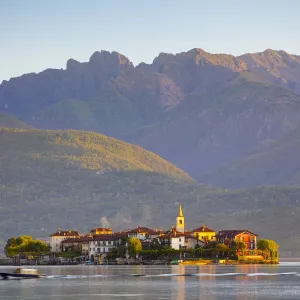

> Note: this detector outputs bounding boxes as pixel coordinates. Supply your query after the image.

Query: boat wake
[45,272,300,279]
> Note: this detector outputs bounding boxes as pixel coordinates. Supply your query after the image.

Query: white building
[49,229,79,253]
[88,235,121,261]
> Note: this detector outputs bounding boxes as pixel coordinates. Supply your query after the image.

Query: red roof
[62,234,120,243]
[61,236,92,243]
[158,228,194,239]
[92,234,120,241]
[217,230,257,237]
[126,226,154,234]
[50,230,79,237]
[193,225,215,233]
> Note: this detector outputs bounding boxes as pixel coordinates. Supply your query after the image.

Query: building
[90,227,112,236]
[126,226,164,240]
[158,229,186,250]
[88,235,121,262]
[157,205,204,250]
[216,230,257,250]
[192,224,216,243]
[157,227,204,250]
[49,229,79,253]
[61,236,90,256]
[126,226,153,240]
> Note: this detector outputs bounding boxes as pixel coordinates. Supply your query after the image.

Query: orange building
[90,227,113,236]
[216,230,257,250]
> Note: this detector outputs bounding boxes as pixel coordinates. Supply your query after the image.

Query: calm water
[1,263,300,299]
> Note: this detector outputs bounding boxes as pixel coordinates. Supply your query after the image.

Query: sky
[1,0,300,82]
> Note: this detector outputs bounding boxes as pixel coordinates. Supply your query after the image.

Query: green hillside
[1,128,300,255]
[0,128,190,180]
[0,113,32,129]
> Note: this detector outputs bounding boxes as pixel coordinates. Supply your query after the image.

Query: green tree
[128,237,142,257]
[4,236,49,258]
[216,243,229,256]
[257,239,279,259]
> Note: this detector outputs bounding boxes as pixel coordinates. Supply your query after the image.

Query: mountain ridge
[1,47,300,187]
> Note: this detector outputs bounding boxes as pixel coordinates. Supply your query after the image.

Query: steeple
[176,204,185,233]
[177,204,183,217]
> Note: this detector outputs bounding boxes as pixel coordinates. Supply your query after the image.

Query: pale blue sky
[1,0,300,82]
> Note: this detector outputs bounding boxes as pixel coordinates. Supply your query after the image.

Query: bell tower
[176,204,185,233]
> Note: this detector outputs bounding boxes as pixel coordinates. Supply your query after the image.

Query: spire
[177,204,183,217]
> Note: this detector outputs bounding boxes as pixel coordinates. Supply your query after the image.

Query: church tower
[176,204,185,233]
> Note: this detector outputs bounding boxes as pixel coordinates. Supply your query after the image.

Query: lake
[1,263,300,299]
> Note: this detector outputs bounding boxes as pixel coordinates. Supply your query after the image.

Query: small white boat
[0,268,45,279]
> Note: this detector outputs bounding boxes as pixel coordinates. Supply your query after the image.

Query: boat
[0,268,45,279]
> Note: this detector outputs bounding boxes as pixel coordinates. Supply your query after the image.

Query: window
[108,241,111,245]
[93,248,95,251]
[103,248,106,253]
[211,236,214,239]
[97,248,100,253]
[179,238,181,242]
[179,220,183,225]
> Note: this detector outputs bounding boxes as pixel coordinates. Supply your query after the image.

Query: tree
[233,241,247,256]
[216,243,229,256]
[257,239,279,259]
[127,237,142,257]
[4,236,49,258]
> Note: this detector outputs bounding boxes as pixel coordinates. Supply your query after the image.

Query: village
[46,204,266,265]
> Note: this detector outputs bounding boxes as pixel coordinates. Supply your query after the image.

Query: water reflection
[1,264,300,300]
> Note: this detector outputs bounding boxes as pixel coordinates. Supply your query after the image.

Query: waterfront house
[216,230,257,250]
[49,229,79,253]
[88,235,121,262]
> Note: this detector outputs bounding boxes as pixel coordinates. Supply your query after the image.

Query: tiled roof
[50,230,79,237]
[217,230,257,237]
[193,225,215,233]
[90,227,112,232]
[92,234,120,241]
[61,236,92,243]
[112,232,128,238]
[62,234,120,243]
[126,226,154,234]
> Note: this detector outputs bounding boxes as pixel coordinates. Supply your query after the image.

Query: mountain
[200,126,300,188]
[1,48,300,186]
[0,113,32,129]
[239,49,300,93]
[1,128,300,255]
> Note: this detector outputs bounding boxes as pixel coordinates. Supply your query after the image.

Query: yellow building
[90,227,112,236]
[192,224,216,242]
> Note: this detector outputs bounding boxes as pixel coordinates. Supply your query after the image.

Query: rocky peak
[66,58,81,70]
[88,50,133,77]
